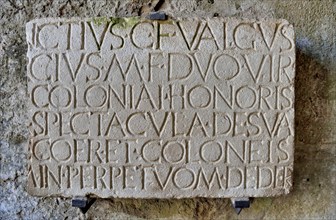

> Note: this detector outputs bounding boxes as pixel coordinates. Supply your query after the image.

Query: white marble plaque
[26,17,295,198]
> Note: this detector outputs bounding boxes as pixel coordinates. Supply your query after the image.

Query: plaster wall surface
[0,0,335,219]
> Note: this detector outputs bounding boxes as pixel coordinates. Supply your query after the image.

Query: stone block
[26,17,295,198]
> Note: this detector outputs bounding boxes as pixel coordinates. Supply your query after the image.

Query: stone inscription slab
[26,17,295,198]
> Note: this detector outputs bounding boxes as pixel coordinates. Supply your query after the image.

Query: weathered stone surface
[1,0,335,219]
[26,17,295,198]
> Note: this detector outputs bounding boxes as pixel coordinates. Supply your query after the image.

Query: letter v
[63,53,86,82]
[153,167,174,190]
[258,23,281,51]
[176,21,201,50]
[87,21,112,50]
[148,112,171,137]
[261,112,282,137]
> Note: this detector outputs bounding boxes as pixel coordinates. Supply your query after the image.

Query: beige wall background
[0,0,335,219]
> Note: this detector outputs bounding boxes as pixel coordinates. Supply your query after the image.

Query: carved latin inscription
[26,17,295,198]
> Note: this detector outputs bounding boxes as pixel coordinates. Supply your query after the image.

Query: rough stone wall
[0,0,335,219]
